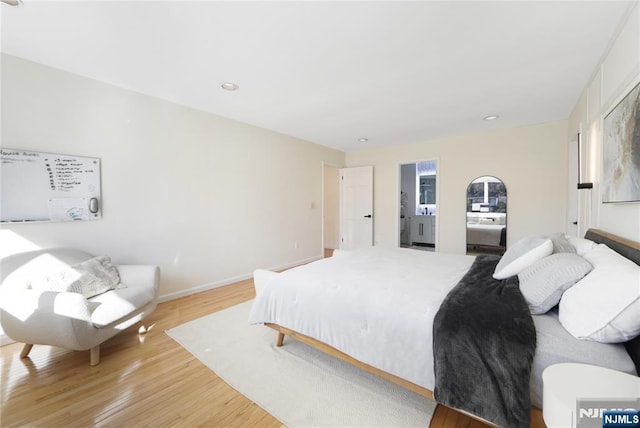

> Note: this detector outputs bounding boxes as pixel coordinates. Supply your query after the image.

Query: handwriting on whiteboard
[1,149,98,193]
[0,148,101,222]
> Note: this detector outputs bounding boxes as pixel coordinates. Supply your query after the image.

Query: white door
[567,134,579,236]
[340,166,373,250]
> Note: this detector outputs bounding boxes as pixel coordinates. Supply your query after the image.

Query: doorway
[399,160,437,251]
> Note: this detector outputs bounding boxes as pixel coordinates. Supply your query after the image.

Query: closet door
[340,166,373,250]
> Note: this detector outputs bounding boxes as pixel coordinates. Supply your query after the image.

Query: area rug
[166,300,436,427]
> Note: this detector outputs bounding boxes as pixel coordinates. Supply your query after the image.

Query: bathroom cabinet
[410,215,435,245]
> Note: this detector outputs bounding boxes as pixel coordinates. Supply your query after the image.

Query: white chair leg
[90,345,100,366]
[20,343,33,358]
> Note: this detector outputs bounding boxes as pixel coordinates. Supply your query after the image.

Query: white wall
[0,54,345,299]
[346,120,569,254]
[323,164,340,249]
[568,3,640,242]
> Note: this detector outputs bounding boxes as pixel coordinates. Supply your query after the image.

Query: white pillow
[29,256,121,299]
[478,217,496,225]
[493,236,553,279]
[566,235,596,256]
[518,253,592,314]
[253,269,279,296]
[559,244,640,343]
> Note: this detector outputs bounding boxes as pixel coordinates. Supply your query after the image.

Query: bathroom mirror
[466,176,507,255]
[419,175,436,204]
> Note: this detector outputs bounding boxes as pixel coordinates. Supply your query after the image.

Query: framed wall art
[602,81,640,203]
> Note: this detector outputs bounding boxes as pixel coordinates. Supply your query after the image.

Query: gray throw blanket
[433,255,536,428]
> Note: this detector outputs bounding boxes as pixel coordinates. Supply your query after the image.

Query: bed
[467,223,506,247]
[466,212,506,249]
[248,229,640,426]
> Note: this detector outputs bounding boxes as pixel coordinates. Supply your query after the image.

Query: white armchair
[0,248,159,365]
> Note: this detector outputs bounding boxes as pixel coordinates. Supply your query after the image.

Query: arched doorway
[466,176,507,255]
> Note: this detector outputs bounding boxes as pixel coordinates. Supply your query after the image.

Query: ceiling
[0,1,634,152]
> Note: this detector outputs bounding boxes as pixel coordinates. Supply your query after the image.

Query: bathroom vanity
[410,215,435,245]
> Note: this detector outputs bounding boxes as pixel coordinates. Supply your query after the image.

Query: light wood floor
[0,272,544,427]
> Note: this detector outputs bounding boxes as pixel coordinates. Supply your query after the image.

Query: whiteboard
[0,148,101,222]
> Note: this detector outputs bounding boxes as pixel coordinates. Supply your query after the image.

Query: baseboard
[157,255,322,303]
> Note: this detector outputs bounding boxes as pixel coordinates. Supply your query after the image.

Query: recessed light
[1,0,23,6]
[221,82,239,91]
[358,138,368,142]
[483,115,499,121]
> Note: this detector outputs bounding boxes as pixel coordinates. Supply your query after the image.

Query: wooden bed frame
[263,228,640,424]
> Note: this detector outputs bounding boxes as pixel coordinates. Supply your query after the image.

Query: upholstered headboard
[584,229,640,375]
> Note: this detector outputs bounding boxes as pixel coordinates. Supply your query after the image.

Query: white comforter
[249,247,474,390]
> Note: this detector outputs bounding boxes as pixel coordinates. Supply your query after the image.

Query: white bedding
[249,247,474,390]
[466,223,505,247]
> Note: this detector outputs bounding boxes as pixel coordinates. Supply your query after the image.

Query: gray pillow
[518,253,592,314]
[548,232,577,254]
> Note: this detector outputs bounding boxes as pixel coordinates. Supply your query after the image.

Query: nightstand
[542,363,640,428]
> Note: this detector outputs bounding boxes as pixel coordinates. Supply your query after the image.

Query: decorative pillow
[29,256,121,299]
[478,217,496,225]
[493,236,553,279]
[559,244,640,343]
[566,235,596,256]
[518,253,592,314]
[548,233,576,254]
[253,269,279,296]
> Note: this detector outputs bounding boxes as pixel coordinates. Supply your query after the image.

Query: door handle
[572,221,578,225]
[364,214,372,218]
